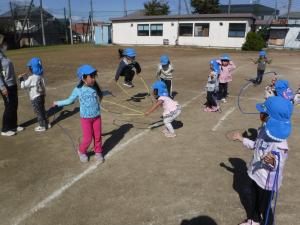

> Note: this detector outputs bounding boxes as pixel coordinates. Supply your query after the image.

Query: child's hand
[52,101,58,107]
[144,112,150,116]
[232,132,243,142]
[263,152,276,166]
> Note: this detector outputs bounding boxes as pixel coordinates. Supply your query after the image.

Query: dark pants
[1,85,18,132]
[31,95,48,127]
[120,70,135,83]
[249,179,274,225]
[218,82,228,100]
[256,70,265,84]
[161,78,172,97]
[206,91,217,108]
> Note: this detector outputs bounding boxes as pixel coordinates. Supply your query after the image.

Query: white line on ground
[212,106,236,132]
[12,93,202,225]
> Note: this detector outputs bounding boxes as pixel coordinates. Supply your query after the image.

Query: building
[268,12,300,49]
[219,4,279,20]
[110,13,256,48]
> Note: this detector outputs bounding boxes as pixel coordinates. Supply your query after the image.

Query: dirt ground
[0,45,300,225]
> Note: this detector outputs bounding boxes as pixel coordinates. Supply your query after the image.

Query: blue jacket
[56,86,101,118]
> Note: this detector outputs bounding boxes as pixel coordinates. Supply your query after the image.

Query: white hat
[0,34,4,45]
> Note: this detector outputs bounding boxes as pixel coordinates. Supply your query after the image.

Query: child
[145,81,181,138]
[264,75,277,99]
[19,57,50,132]
[217,54,236,103]
[254,51,272,85]
[204,59,220,112]
[53,65,104,163]
[156,55,174,97]
[115,48,141,88]
[233,96,293,225]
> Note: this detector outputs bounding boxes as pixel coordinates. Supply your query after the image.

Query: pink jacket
[217,60,236,83]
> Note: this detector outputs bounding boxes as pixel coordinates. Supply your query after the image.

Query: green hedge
[242,32,266,51]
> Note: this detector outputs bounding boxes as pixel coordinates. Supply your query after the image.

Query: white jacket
[20,74,45,100]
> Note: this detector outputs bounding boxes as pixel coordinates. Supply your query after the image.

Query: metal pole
[178,0,181,15]
[10,1,18,46]
[90,0,94,43]
[274,0,278,19]
[228,0,231,14]
[40,0,46,46]
[123,0,127,16]
[68,0,73,45]
[64,7,69,43]
[287,0,292,20]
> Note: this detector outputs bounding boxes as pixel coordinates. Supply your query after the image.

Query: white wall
[112,18,252,48]
[284,27,300,49]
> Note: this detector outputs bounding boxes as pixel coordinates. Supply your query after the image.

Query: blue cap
[123,48,136,58]
[256,96,293,140]
[152,81,168,97]
[27,57,43,76]
[275,80,289,98]
[210,59,220,73]
[220,54,231,61]
[160,55,169,65]
[76,64,97,80]
[259,50,266,57]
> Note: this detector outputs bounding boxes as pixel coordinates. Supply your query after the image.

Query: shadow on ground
[180,215,218,225]
[220,157,252,219]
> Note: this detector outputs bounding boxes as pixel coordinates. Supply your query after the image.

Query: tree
[242,32,266,51]
[191,0,220,14]
[144,0,170,16]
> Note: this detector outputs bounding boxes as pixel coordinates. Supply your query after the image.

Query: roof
[110,13,256,22]
[279,12,300,19]
[219,4,279,16]
[0,5,53,19]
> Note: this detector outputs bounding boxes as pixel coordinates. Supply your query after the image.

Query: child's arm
[19,75,32,89]
[144,100,163,116]
[233,132,255,149]
[115,61,126,82]
[156,65,161,79]
[134,61,142,74]
[54,88,79,107]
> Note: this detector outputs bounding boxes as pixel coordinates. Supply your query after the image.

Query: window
[228,23,246,38]
[151,24,163,36]
[296,32,300,41]
[137,24,149,36]
[194,23,210,37]
[179,23,193,36]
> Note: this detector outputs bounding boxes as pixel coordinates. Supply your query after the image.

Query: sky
[0,0,298,21]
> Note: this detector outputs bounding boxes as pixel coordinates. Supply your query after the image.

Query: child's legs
[79,118,93,154]
[32,95,47,127]
[125,70,135,83]
[1,85,18,132]
[163,108,181,134]
[256,70,265,84]
[92,116,103,154]
[218,83,226,99]
[206,91,215,107]
[224,82,228,98]
[257,184,274,225]
[161,78,172,96]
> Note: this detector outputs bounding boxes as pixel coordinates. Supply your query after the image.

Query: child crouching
[145,81,181,138]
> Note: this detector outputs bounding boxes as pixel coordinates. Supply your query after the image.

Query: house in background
[219,4,279,20]
[0,4,67,48]
[268,12,300,49]
[94,22,112,45]
[110,13,255,48]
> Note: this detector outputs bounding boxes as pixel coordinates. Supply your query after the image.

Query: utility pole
[68,0,73,44]
[40,0,46,46]
[287,0,292,20]
[64,7,69,43]
[90,0,94,43]
[10,1,18,46]
[123,0,127,16]
[228,0,231,14]
[178,0,181,15]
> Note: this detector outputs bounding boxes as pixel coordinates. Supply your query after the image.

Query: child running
[204,59,220,112]
[115,48,141,88]
[156,55,174,97]
[19,57,50,132]
[53,65,104,163]
[145,81,181,138]
[233,96,293,225]
[217,54,236,103]
[253,51,272,85]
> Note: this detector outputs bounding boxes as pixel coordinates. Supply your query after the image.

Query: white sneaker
[1,131,16,136]
[95,153,105,164]
[239,219,260,225]
[78,151,88,163]
[221,98,227,103]
[34,126,46,132]
[165,132,176,138]
[16,126,24,132]
[123,82,134,88]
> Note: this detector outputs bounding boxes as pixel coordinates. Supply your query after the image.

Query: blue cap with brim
[27,57,43,76]
[160,55,169,65]
[152,81,168,97]
[256,96,293,140]
[77,64,97,80]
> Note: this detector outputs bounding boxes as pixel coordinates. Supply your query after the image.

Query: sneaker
[15,126,24,133]
[165,132,176,138]
[34,126,46,132]
[238,219,260,225]
[78,151,88,163]
[95,153,105,164]
[221,98,227,103]
[204,107,214,112]
[123,82,134,88]
[1,131,16,136]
